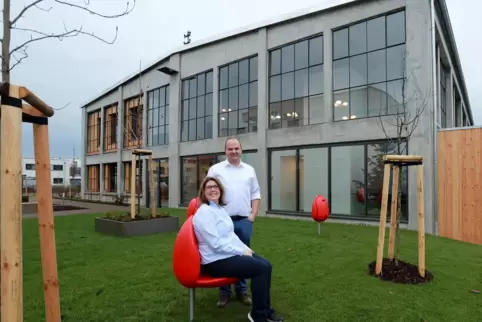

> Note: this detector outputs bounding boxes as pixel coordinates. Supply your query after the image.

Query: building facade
[80,0,473,234]
[23,157,82,188]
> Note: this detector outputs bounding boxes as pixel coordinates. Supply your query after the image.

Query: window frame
[147,84,170,146]
[180,69,214,142]
[218,54,259,137]
[86,165,100,192]
[87,110,101,154]
[331,9,407,121]
[103,103,118,152]
[123,94,144,149]
[268,33,325,129]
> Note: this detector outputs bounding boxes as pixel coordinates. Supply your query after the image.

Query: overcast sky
[8,0,479,158]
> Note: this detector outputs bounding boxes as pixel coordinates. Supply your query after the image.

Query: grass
[23,209,482,322]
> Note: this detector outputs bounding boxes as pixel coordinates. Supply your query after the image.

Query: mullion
[295,149,300,211]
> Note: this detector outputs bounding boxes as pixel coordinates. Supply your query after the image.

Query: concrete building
[23,157,82,187]
[80,0,473,234]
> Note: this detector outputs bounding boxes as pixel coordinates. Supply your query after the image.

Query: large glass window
[147,85,169,146]
[123,95,144,148]
[269,35,325,129]
[330,145,365,215]
[181,155,217,204]
[438,62,448,128]
[219,56,258,136]
[103,104,118,152]
[86,165,100,192]
[299,148,329,212]
[181,151,259,205]
[270,150,297,211]
[332,10,406,121]
[147,158,169,208]
[268,141,408,220]
[87,110,101,154]
[181,71,214,142]
[366,142,408,220]
[103,163,117,193]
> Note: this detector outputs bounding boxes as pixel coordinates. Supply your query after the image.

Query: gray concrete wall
[80,0,469,234]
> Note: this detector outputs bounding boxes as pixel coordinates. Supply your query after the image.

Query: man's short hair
[224,136,242,150]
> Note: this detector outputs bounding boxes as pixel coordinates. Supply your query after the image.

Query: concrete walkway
[23,199,129,219]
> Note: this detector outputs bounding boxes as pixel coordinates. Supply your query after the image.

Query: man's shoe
[217,295,230,308]
[268,311,284,322]
[248,312,285,322]
[237,293,252,306]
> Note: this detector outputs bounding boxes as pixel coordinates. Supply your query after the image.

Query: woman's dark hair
[198,176,227,206]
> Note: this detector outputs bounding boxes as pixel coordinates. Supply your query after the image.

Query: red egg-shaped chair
[312,194,329,222]
[187,197,201,219]
[172,216,238,321]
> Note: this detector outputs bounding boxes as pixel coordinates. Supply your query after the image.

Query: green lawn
[23,209,482,322]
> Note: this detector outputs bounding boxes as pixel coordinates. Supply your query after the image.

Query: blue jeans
[219,217,253,297]
[203,253,273,319]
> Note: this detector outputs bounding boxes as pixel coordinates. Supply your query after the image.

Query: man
[207,137,261,308]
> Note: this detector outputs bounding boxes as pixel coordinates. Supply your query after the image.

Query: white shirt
[207,160,261,217]
[193,202,249,264]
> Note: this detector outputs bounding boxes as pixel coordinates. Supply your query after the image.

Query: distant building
[22,157,82,188]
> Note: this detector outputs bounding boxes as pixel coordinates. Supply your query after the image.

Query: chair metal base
[189,288,195,321]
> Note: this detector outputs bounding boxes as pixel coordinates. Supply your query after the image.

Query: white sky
[6,0,480,157]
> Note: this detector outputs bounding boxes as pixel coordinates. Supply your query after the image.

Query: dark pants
[201,253,273,320]
[219,217,253,296]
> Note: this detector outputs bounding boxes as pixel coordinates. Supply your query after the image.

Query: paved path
[23,199,129,219]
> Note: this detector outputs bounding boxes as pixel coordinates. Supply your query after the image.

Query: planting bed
[95,212,179,237]
[52,204,88,212]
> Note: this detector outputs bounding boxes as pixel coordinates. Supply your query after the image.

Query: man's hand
[243,248,253,256]
[248,213,256,222]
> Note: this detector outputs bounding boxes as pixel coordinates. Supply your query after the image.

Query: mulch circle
[368,258,434,284]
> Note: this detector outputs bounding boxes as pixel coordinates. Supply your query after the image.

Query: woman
[193,176,284,322]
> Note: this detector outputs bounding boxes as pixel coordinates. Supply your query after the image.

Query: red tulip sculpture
[312,194,329,235]
[187,197,201,219]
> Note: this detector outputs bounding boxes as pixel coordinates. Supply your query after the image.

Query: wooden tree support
[130,149,155,219]
[375,154,425,278]
[0,82,60,322]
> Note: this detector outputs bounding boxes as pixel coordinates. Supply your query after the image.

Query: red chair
[172,216,238,321]
[187,197,201,218]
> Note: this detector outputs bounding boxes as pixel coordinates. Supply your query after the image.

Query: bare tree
[375,47,431,266]
[2,0,136,82]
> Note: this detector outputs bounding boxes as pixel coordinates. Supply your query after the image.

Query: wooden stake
[33,123,61,322]
[387,165,400,260]
[417,165,425,277]
[1,84,23,322]
[149,155,156,218]
[130,154,136,219]
[375,163,392,275]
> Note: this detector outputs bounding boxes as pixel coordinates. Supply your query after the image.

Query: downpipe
[430,0,438,235]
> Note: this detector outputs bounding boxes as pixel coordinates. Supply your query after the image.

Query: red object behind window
[311,194,329,222]
[187,197,201,218]
[172,216,238,288]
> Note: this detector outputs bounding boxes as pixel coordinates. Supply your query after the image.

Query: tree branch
[11,0,45,26]
[10,21,119,56]
[54,0,135,19]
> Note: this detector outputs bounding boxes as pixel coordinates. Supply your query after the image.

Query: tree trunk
[2,0,11,82]
[394,173,403,266]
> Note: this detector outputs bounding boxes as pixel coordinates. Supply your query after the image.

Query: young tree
[2,0,136,82]
[69,158,78,197]
[376,47,430,266]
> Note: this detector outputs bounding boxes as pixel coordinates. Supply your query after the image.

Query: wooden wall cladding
[438,128,482,245]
